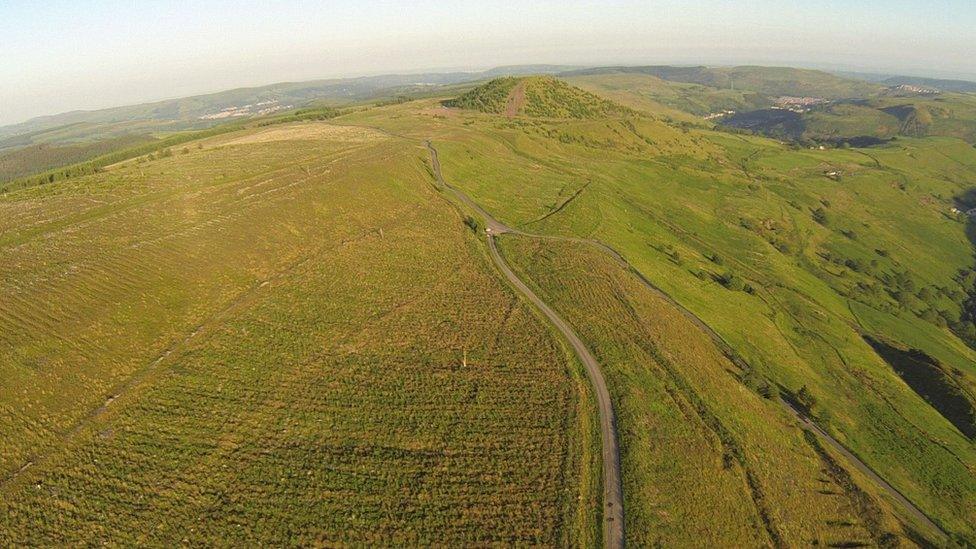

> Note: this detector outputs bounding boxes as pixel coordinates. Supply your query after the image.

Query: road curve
[487,235,626,549]
[426,142,625,548]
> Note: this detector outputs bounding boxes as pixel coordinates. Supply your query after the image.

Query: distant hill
[0,65,579,147]
[561,65,883,100]
[881,76,976,93]
[563,72,770,118]
[0,65,580,184]
[446,76,634,119]
[720,93,976,145]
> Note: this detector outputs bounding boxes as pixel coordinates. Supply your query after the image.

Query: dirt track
[504,82,527,118]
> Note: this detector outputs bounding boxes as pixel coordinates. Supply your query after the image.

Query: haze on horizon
[1,0,974,127]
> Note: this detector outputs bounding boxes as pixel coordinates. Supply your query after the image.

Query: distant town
[198,99,292,120]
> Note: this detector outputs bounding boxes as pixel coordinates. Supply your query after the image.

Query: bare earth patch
[220,122,387,146]
[505,82,527,118]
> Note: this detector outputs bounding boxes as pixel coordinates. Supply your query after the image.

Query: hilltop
[0,65,579,144]
[446,76,635,119]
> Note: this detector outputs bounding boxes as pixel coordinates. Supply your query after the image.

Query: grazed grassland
[0,122,598,545]
[342,85,976,543]
[499,235,923,546]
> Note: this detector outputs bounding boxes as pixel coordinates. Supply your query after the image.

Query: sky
[1,0,975,126]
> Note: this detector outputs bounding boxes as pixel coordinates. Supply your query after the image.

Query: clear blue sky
[1,0,974,126]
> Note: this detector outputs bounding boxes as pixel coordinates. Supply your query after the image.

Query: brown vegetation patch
[220,122,387,146]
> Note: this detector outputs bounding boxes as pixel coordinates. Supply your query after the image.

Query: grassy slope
[340,91,976,542]
[0,122,597,544]
[564,66,883,100]
[500,236,917,547]
[565,73,767,119]
[567,71,976,145]
[786,94,976,144]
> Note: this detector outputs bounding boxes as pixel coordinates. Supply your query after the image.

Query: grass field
[498,235,923,546]
[4,71,976,545]
[341,79,976,543]
[0,122,598,544]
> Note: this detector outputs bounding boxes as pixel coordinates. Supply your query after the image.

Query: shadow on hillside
[953,188,976,255]
[864,336,975,439]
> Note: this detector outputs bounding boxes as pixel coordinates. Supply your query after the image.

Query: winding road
[426,142,626,548]
[425,140,950,546]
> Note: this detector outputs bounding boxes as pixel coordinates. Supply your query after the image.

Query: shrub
[795,385,818,413]
[812,207,829,226]
[718,271,746,292]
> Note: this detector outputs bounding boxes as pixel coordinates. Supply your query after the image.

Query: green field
[341,77,976,543]
[3,70,976,545]
[499,235,920,546]
[0,122,598,544]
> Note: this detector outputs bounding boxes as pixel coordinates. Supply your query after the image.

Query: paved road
[426,139,951,546]
[427,142,625,549]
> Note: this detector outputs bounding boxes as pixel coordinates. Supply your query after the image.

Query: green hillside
[347,87,976,544]
[0,134,156,184]
[565,72,769,118]
[724,94,976,145]
[447,76,634,119]
[564,65,883,100]
[0,122,597,545]
[4,66,976,546]
[563,68,976,147]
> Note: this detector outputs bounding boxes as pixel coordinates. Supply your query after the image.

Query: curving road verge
[426,141,625,548]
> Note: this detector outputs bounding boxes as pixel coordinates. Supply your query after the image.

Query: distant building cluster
[703,110,736,120]
[950,207,976,218]
[198,99,292,120]
[774,96,828,113]
[889,84,939,96]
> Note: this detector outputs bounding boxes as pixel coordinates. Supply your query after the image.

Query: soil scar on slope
[504,82,527,118]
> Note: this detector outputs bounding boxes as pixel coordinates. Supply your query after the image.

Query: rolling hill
[0,66,579,187]
[721,93,976,145]
[446,76,634,119]
[2,65,976,546]
[562,65,884,100]
[349,82,976,544]
[0,65,577,146]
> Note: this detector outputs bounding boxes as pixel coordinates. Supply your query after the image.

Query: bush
[812,207,829,226]
[759,382,780,400]
[844,258,866,272]
[795,385,818,413]
[718,271,747,292]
